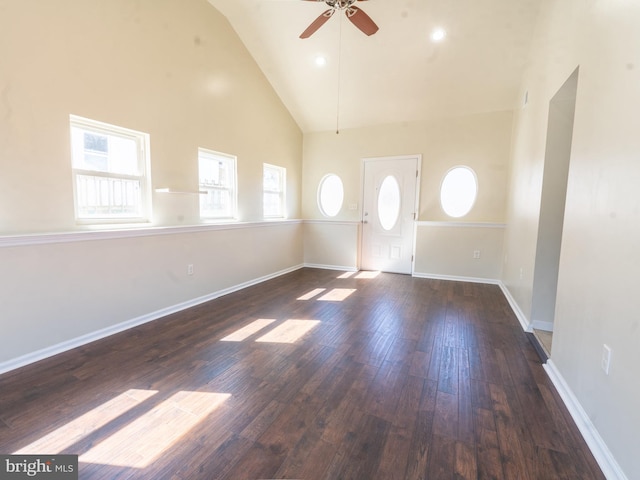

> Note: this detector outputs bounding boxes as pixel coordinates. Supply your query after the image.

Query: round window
[440,166,478,218]
[378,175,401,230]
[318,174,344,217]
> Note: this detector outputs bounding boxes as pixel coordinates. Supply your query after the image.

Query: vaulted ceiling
[207,0,541,133]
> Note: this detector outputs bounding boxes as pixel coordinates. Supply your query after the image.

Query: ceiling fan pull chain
[336,14,343,134]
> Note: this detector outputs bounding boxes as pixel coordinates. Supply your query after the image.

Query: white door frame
[359,154,422,274]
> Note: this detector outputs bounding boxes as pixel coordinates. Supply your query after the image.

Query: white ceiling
[207,0,541,133]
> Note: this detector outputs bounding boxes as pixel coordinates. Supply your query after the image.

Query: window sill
[0,220,303,248]
[155,188,207,195]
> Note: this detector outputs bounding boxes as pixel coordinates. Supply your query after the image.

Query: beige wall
[302,112,513,276]
[504,0,640,477]
[0,0,304,368]
[0,223,303,366]
[414,223,504,281]
[303,221,359,271]
[0,0,302,233]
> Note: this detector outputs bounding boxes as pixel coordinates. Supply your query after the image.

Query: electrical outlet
[601,344,612,375]
[519,267,524,280]
[473,250,481,259]
[187,264,194,276]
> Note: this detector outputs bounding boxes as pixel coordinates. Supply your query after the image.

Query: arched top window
[440,166,478,218]
[318,174,344,217]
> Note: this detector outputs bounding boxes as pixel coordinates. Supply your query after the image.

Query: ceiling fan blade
[300,9,334,39]
[345,5,379,36]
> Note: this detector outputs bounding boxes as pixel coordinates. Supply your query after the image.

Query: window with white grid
[263,163,286,218]
[70,115,150,222]
[199,149,237,220]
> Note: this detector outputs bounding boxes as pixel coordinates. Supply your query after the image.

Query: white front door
[361,155,420,274]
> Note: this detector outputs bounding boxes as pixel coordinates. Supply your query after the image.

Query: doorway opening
[531,67,580,357]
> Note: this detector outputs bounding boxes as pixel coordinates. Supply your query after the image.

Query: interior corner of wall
[498,281,532,332]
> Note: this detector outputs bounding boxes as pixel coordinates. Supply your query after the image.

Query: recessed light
[431,28,446,42]
[315,55,328,67]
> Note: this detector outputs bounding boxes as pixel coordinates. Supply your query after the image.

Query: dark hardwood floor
[0,268,604,479]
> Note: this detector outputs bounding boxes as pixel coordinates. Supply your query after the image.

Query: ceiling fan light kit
[300,0,379,39]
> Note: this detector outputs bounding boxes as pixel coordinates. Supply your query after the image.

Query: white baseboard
[498,282,626,479]
[544,360,628,480]
[0,264,304,376]
[412,272,500,285]
[303,263,358,272]
[497,282,532,332]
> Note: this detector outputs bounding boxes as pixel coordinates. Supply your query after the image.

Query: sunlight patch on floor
[79,391,230,468]
[14,389,158,455]
[297,288,326,300]
[255,319,321,344]
[318,288,356,302]
[220,319,276,342]
[337,271,355,279]
[355,271,380,279]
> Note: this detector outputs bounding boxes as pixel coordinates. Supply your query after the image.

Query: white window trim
[70,115,151,224]
[317,173,344,218]
[439,165,478,218]
[263,163,287,219]
[198,148,238,221]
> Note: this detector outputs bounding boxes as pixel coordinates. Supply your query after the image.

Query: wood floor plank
[409,349,431,379]
[0,268,605,479]
[470,378,494,410]
[374,424,413,480]
[275,436,337,480]
[354,332,395,367]
[455,440,478,480]
[427,339,444,382]
[320,364,374,446]
[327,414,390,480]
[385,337,418,370]
[364,361,409,423]
[490,383,533,480]
[433,390,458,439]
[403,408,434,480]
[437,345,459,394]
[513,380,567,452]
[474,407,505,480]
[458,348,475,445]
[426,434,456,480]
[218,440,285,480]
[393,374,425,431]
[238,399,286,441]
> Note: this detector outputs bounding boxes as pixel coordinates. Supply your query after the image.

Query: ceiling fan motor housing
[325,0,358,10]
[300,0,377,38]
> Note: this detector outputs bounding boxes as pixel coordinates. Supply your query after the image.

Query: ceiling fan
[299,0,379,39]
